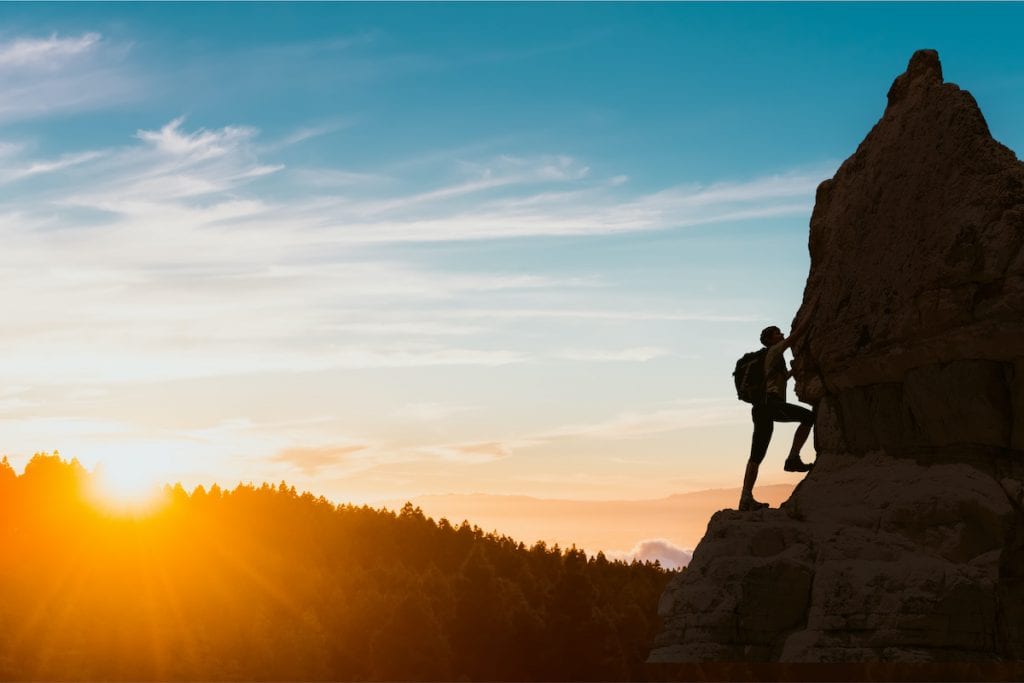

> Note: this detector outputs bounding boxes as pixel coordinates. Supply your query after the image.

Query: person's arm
[781,293,819,351]
[781,315,811,351]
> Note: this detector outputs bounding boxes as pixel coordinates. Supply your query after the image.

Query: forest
[0,453,673,681]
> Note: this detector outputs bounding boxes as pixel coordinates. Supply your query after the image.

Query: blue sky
[0,3,1022,553]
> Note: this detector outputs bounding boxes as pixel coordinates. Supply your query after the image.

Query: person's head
[760,325,783,347]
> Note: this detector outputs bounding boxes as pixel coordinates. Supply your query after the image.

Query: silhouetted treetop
[0,452,671,681]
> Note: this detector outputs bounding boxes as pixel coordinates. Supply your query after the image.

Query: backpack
[733,348,768,403]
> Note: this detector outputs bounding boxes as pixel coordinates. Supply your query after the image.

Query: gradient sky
[1,3,1023,511]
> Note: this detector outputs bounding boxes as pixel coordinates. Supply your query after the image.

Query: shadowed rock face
[793,48,1024,460]
[650,51,1024,663]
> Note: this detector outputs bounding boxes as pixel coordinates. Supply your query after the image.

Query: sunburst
[88,458,169,514]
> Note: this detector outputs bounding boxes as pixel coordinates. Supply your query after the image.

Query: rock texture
[650,50,1024,663]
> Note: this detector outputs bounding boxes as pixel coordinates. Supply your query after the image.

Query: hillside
[0,453,670,681]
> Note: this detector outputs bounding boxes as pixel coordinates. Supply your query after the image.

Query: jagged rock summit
[650,50,1024,663]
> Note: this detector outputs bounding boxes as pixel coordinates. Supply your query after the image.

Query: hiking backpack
[733,348,768,403]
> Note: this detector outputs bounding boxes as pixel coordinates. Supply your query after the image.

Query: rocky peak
[792,47,1024,463]
[886,48,943,106]
[650,51,1024,664]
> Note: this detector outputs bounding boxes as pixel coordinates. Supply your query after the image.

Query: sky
[1,3,1023,541]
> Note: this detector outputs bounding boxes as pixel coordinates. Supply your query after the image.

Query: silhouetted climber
[734,319,815,511]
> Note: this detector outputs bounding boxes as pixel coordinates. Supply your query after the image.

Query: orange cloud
[420,441,511,463]
[271,444,367,474]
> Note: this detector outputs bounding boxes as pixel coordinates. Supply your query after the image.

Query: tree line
[0,453,673,681]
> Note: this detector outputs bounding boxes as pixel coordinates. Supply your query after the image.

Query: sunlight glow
[88,459,168,514]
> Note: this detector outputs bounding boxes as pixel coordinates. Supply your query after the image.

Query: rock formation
[650,50,1024,663]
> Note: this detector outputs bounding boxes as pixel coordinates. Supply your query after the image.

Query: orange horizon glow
[87,459,171,515]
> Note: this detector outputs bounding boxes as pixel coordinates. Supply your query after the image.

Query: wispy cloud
[17,115,822,245]
[0,150,105,184]
[320,347,528,370]
[393,402,478,421]
[0,32,101,68]
[361,399,747,471]
[288,167,386,188]
[264,119,352,151]
[441,308,758,322]
[414,441,514,464]
[271,444,368,475]
[136,117,257,159]
[0,32,137,121]
[299,172,815,244]
[540,400,748,440]
[0,343,530,385]
[555,347,670,362]
[0,114,817,386]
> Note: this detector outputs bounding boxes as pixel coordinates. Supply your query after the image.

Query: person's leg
[789,422,812,458]
[766,401,815,471]
[741,406,773,509]
[741,459,760,498]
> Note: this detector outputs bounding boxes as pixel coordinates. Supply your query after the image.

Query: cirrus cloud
[271,444,369,475]
[0,32,102,69]
[0,32,138,122]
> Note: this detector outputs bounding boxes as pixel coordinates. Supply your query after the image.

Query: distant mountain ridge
[382,484,796,566]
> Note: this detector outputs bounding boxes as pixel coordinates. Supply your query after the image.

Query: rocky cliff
[650,50,1024,663]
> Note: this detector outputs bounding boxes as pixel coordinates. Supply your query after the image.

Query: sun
[88,457,169,514]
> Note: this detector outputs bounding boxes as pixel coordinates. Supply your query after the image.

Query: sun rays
[87,458,171,515]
